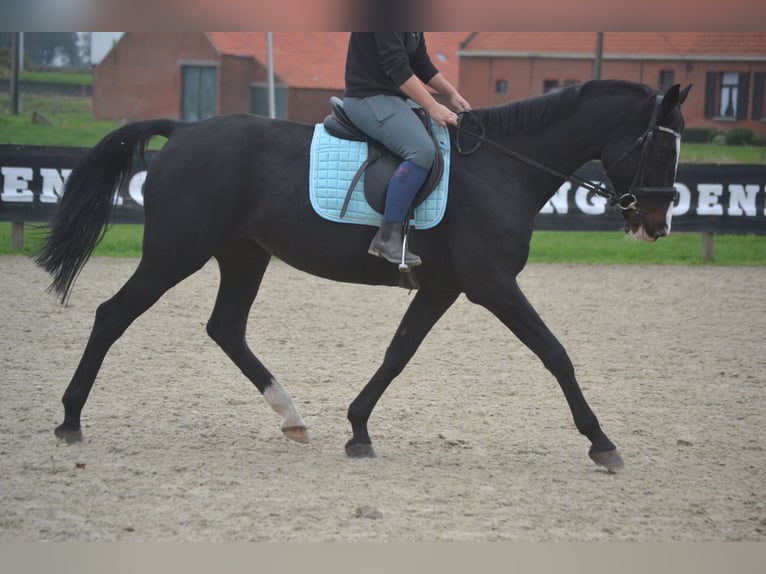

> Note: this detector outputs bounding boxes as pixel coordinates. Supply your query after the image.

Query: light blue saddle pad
[309,121,451,229]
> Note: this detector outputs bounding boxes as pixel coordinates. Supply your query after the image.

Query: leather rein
[453,94,682,214]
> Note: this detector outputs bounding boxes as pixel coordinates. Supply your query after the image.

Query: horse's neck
[487,110,605,189]
[542,106,609,170]
[472,102,611,216]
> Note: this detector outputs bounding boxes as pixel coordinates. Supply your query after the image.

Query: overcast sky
[89,32,123,63]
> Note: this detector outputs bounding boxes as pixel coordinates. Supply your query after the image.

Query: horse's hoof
[345,440,376,458]
[589,448,624,472]
[54,424,83,444]
[282,426,309,444]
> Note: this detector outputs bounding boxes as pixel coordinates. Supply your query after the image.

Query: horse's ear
[679,84,692,105]
[661,84,692,117]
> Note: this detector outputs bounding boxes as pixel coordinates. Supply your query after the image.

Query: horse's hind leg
[206,241,308,444]
[55,258,202,442]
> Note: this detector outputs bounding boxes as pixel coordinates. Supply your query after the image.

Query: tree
[24,33,81,67]
[78,33,92,66]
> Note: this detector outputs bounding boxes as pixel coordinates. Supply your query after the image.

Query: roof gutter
[457,50,766,62]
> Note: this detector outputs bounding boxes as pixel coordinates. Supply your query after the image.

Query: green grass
[529,231,766,266]
[18,70,94,86]
[0,94,120,147]
[680,142,766,164]
[2,223,764,265]
[1,223,144,258]
[0,69,93,85]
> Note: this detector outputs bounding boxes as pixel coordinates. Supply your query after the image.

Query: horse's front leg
[468,279,624,471]
[346,288,459,457]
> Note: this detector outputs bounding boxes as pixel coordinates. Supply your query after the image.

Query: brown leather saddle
[322,96,445,218]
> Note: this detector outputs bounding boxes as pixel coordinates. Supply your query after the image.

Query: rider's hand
[449,93,471,113]
[427,102,460,127]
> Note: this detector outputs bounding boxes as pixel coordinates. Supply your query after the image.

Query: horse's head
[601,83,691,242]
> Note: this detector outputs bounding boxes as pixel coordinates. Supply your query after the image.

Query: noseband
[454,93,681,215]
[604,94,681,216]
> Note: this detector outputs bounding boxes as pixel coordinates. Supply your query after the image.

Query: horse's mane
[473,79,657,137]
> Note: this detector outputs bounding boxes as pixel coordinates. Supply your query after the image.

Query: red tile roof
[460,32,766,58]
[206,32,470,90]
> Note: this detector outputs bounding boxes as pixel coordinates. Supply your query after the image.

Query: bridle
[454,93,682,216]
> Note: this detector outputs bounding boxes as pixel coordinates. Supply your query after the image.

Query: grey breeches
[342,95,435,170]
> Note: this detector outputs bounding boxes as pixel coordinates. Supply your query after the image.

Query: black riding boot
[368,221,422,267]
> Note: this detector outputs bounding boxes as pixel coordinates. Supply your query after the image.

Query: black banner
[1,144,765,234]
[538,162,766,234]
[0,144,147,224]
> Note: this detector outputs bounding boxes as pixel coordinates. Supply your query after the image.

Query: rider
[343,32,471,267]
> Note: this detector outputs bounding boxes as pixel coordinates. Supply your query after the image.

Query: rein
[453,94,681,212]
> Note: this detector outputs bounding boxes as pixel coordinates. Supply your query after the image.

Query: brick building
[94,32,766,134]
[458,32,766,133]
[92,32,466,124]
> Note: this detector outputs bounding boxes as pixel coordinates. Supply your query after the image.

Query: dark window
[659,70,675,92]
[181,65,217,122]
[704,71,750,120]
[495,80,508,94]
[720,72,740,117]
[543,79,560,93]
[251,84,287,119]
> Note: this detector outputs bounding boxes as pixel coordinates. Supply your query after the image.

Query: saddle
[322,96,445,218]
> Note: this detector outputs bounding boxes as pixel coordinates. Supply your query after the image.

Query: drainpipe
[11,32,20,114]
[267,32,276,119]
[593,32,604,80]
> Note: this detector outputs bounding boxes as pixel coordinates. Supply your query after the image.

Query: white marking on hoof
[263,379,307,437]
[282,426,310,444]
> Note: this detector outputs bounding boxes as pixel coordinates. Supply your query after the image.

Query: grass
[529,230,766,266]
[680,142,766,164]
[0,94,120,147]
[1,223,145,258]
[18,70,94,86]
[2,223,764,266]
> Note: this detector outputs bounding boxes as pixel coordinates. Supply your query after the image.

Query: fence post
[10,222,25,251]
[701,231,714,262]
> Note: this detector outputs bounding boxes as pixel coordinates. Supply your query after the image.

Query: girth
[322,96,445,218]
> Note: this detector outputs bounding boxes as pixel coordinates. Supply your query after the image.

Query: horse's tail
[35,119,180,304]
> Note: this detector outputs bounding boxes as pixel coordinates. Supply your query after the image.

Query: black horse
[37,79,690,471]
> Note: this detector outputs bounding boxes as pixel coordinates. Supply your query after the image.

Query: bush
[683,127,716,143]
[725,127,755,145]
[712,133,727,145]
[751,132,766,147]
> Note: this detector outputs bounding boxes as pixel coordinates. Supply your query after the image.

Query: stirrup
[398,267,420,290]
[399,233,411,271]
[398,221,421,269]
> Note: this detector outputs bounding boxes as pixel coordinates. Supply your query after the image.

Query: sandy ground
[1,255,764,541]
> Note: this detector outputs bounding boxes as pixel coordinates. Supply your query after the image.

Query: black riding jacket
[344,32,440,99]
